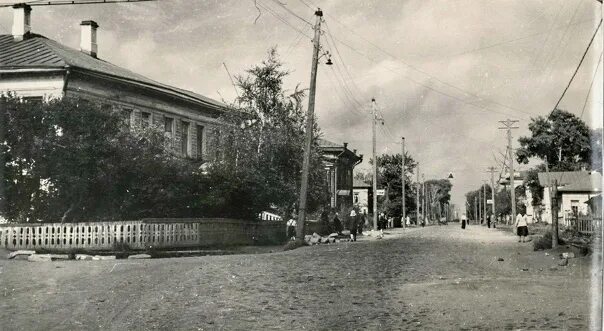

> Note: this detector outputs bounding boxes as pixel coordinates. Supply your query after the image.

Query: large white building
[0,4,226,160]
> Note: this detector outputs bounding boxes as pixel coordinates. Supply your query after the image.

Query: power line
[256,1,312,39]
[0,0,155,7]
[301,0,533,118]
[443,18,595,60]
[580,51,603,118]
[551,19,602,114]
[268,0,313,26]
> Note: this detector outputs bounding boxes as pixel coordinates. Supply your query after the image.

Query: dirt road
[0,224,599,330]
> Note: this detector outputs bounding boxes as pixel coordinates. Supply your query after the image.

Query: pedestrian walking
[461,213,467,229]
[358,211,366,235]
[333,212,343,234]
[320,209,330,235]
[286,218,296,240]
[515,211,529,242]
[349,208,358,242]
[487,212,492,228]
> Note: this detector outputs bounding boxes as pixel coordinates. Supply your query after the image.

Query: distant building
[318,139,363,212]
[538,171,602,224]
[498,171,534,218]
[0,4,226,161]
[352,178,372,214]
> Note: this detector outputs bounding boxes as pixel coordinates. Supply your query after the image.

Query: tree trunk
[60,203,77,224]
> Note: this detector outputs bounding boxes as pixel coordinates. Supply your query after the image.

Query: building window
[121,109,132,129]
[196,125,204,160]
[141,112,151,128]
[181,121,190,157]
[22,96,43,104]
[164,117,174,136]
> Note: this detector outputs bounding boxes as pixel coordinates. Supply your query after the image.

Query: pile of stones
[304,232,345,245]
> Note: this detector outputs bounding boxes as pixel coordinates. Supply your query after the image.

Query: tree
[0,96,204,223]
[209,48,328,219]
[375,153,418,218]
[517,109,592,170]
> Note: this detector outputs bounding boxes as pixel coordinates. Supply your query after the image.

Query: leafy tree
[424,179,452,221]
[517,109,592,170]
[375,153,417,218]
[0,96,203,223]
[209,48,328,219]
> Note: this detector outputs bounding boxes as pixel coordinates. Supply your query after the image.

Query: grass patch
[533,229,565,251]
[283,239,308,251]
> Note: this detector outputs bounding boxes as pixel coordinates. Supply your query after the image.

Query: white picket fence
[0,219,285,252]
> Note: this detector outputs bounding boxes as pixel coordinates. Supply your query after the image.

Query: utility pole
[474,196,478,223]
[416,163,420,227]
[552,179,559,248]
[372,98,378,231]
[422,174,426,225]
[483,180,487,224]
[295,8,323,243]
[401,137,406,229]
[487,167,497,219]
[499,119,519,223]
[478,185,482,224]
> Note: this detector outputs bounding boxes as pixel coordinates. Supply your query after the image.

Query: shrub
[533,230,565,251]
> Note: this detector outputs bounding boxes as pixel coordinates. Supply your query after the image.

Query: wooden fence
[562,216,602,234]
[0,218,286,252]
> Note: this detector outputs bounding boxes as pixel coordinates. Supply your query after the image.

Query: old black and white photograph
[0,0,603,329]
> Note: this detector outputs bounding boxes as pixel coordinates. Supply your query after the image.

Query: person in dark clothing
[461,213,467,229]
[333,212,343,234]
[487,213,492,228]
[358,211,366,235]
[320,210,330,235]
[349,208,358,241]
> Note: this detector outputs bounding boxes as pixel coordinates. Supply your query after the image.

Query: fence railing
[0,218,286,252]
[562,216,602,234]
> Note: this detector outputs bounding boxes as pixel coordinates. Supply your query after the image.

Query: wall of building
[0,72,65,99]
[353,188,369,214]
[67,72,221,160]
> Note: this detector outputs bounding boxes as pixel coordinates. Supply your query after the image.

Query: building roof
[317,138,343,148]
[0,34,225,111]
[538,171,602,192]
[353,178,371,188]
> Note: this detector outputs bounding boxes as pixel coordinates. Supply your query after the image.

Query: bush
[533,230,565,251]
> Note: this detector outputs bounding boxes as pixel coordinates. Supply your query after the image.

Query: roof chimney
[12,4,32,41]
[343,142,348,149]
[80,20,99,58]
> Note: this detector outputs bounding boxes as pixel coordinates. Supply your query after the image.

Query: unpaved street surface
[0,224,598,330]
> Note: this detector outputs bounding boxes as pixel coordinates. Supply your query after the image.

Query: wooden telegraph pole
[487,167,497,219]
[499,119,519,224]
[416,163,420,227]
[478,185,482,224]
[372,98,378,230]
[295,8,323,243]
[552,179,559,248]
[401,137,406,229]
[483,180,487,224]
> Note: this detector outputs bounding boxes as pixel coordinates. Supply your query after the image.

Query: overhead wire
[298,0,533,119]
[580,51,603,119]
[268,0,313,26]
[550,19,602,115]
[256,0,312,39]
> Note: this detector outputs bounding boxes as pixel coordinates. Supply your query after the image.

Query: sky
[0,0,602,210]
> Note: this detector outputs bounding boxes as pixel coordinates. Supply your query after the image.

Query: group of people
[460,212,497,229]
[459,210,531,243]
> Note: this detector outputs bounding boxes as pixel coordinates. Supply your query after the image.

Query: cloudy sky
[1,0,602,209]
